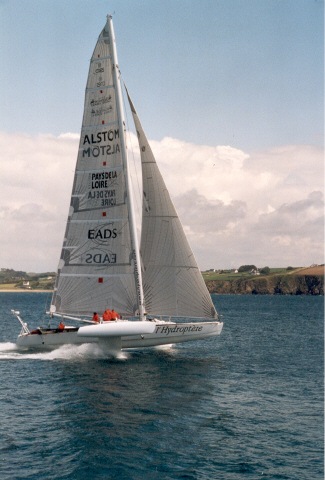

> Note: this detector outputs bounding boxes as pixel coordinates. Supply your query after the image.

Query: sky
[0,0,324,272]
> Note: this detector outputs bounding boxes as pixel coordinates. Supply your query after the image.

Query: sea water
[0,293,323,480]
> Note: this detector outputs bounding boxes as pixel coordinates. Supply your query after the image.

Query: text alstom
[83,129,119,145]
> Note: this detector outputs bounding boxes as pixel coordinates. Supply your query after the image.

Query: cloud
[253,191,323,236]
[0,131,323,272]
[0,132,76,272]
[175,189,247,233]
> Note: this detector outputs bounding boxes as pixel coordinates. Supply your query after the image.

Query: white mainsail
[51,18,143,318]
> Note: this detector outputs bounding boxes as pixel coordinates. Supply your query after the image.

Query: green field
[0,278,54,291]
[202,268,296,282]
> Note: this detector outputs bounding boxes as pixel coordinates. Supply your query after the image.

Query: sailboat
[12,15,223,350]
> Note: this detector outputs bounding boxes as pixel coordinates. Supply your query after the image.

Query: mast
[107,15,146,320]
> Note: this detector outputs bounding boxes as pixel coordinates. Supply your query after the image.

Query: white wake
[0,342,129,361]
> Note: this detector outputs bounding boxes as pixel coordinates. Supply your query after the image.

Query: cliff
[206,273,324,295]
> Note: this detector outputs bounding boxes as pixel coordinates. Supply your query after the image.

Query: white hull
[16,321,223,350]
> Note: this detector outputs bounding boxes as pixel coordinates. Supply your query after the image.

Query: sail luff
[107,16,146,320]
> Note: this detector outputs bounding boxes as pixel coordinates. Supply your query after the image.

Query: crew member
[92,312,100,323]
[102,308,112,321]
[110,309,120,320]
[58,321,65,331]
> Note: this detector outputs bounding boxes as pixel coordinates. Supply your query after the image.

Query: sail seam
[80,120,118,130]
[143,215,178,219]
[74,167,123,174]
[86,86,114,91]
[58,273,134,277]
[68,218,126,223]
[90,55,112,61]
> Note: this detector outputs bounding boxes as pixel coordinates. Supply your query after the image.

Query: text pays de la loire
[88,170,118,207]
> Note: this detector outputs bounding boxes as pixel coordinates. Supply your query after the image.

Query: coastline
[1,265,324,295]
[206,273,324,295]
[0,289,51,293]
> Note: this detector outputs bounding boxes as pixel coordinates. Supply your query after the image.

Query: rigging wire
[120,74,142,233]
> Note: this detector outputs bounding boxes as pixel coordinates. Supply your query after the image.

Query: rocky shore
[206,273,324,295]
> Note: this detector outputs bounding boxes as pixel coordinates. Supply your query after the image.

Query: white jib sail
[127,94,218,320]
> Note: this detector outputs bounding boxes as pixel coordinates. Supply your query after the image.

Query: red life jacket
[102,309,112,321]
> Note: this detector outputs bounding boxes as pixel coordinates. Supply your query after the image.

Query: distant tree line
[238,265,295,275]
[238,265,257,272]
[0,268,56,288]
